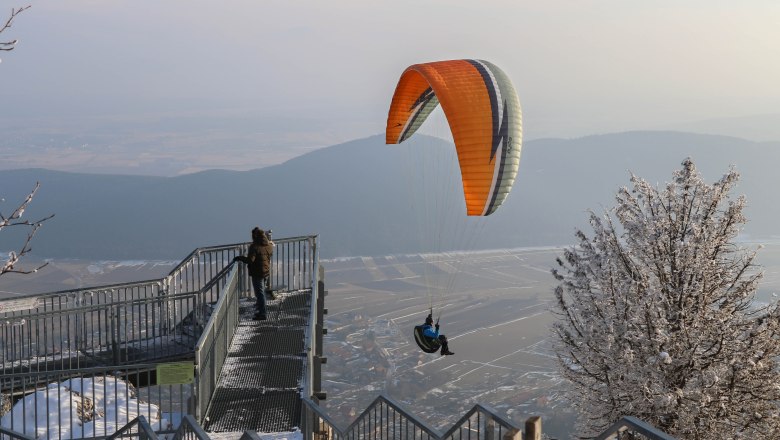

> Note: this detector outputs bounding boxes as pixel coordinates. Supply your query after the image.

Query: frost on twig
[0,5,30,62]
[0,182,54,276]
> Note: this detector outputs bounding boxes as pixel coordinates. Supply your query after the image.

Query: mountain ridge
[1,130,778,260]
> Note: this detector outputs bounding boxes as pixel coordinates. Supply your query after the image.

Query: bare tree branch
[0,7,51,277]
[0,182,54,277]
[0,5,30,52]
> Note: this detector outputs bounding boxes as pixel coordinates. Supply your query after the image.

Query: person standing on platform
[233,227,274,320]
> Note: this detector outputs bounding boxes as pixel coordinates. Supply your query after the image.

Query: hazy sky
[2,1,780,173]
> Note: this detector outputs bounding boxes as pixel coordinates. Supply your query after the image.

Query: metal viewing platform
[0,234,675,440]
[202,291,313,433]
[0,236,327,439]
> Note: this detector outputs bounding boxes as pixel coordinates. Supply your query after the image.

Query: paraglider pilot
[422,313,454,356]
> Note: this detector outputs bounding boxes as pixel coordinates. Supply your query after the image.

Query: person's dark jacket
[422,323,440,340]
[236,235,273,278]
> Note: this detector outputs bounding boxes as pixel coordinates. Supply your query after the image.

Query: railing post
[160,278,170,334]
[300,404,308,440]
[74,292,83,353]
[316,265,325,358]
[111,304,120,364]
[503,428,521,440]
[523,416,541,440]
[485,414,495,440]
[239,263,246,298]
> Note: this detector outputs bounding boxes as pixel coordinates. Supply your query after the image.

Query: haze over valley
[2,131,780,262]
[4,2,780,438]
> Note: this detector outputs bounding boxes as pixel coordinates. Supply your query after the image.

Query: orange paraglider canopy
[386,59,522,216]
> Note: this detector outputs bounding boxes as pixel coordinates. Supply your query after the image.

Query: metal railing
[172,415,212,440]
[300,240,322,402]
[1,291,204,375]
[271,236,318,293]
[0,234,680,440]
[192,262,242,422]
[100,415,212,440]
[166,245,245,299]
[0,235,318,439]
[1,237,319,372]
[1,365,192,439]
[0,243,246,322]
[106,416,158,440]
[193,235,320,422]
[595,417,678,440]
[300,394,521,440]
[0,246,235,371]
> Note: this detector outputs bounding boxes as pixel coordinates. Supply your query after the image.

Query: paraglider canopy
[386,59,523,216]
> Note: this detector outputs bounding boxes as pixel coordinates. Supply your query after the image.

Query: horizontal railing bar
[166,246,239,278]
[0,235,317,308]
[166,236,316,277]
[0,426,37,440]
[2,363,165,380]
[0,279,164,304]
[1,291,202,321]
[198,263,235,293]
[595,416,678,440]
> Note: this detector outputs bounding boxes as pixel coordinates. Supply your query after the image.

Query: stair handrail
[595,416,678,440]
[345,394,441,438]
[193,261,243,422]
[301,392,522,439]
[107,416,158,440]
[0,425,36,440]
[440,402,519,439]
[172,415,212,440]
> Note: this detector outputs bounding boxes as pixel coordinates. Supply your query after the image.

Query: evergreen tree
[552,158,780,439]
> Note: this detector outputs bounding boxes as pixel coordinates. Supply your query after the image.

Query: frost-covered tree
[551,158,780,439]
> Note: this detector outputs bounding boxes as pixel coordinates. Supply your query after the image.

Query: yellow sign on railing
[157,361,195,385]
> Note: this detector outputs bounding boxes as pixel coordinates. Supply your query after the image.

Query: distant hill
[1,131,779,260]
[660,113,780,142]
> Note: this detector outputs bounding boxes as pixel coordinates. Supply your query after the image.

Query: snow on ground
[1,376,169,439]
[1,376,303,440]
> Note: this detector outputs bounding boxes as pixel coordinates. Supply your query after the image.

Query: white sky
[2,1,780,169]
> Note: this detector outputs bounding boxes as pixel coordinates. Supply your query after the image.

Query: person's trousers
[438,335,449,354]
[251,276,267,317]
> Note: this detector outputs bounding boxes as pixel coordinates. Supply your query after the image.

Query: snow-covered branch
[0,7,50,277]
[551,158,780,439]
[0,182,54,276]
[0,5,29,53]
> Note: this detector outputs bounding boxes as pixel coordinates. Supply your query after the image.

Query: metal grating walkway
[203,289,312,433]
